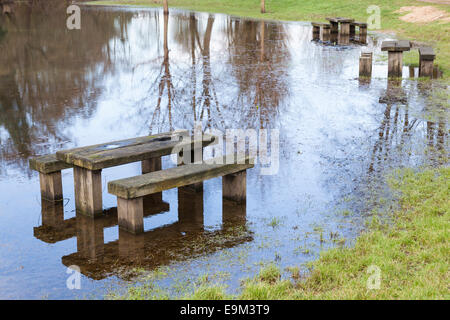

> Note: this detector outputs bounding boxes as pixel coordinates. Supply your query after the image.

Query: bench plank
[381,40,410,52]
[326,17,354,23]
[56,132,216,170]
[108,158,254,199]
[29,154,72,174]
[419,47,435,60]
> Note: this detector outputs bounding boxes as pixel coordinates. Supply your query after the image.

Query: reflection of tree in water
[140,13,290,132]
[224,19,289,129]
[318,80,448,215]
[0,2,133,172]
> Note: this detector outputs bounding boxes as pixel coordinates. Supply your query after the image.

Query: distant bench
[108,155,254,234]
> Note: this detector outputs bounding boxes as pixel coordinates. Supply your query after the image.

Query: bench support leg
[419,58,434,78]
[388,51,403,78]
[74,166,103,217]
[349,25,355,40]
[117,197,144,234]
[340,22,350,35]
[142,158,163,206]
[312,26,320,40]
[321,27,330,42]
[39,171,63,202]
[330,22,338,43]
[359,27,367,44]
[223,170,246,203]
[178,149,203,192]
[359,56,372,78]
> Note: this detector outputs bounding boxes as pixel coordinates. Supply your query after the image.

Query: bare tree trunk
[163,0,169,15]
[261,0,265,14]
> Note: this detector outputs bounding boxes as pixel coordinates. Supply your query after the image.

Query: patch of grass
[246,167,449,299]
[184,285,231,300]
[268,217,282,228]
[124,167,448,299]
[87,0,450,78]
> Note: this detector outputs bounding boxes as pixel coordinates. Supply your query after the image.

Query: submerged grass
[87,0,450,78]
[118,167,449,299]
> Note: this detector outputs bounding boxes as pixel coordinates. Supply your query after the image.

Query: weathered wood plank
[74,166,103,217]
[419,47,435,61]
[56,132,216,170]
[326,17,354,23]
[29,154,72,174]
[117,197,144,234]
[388,51,404,78]
[381,40,410,52]
[223,170,247,203]
[39,172,63,201]
[108,156,254,199]
[351,21,368,27]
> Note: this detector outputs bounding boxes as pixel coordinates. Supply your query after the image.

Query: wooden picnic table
[55,131,216,217]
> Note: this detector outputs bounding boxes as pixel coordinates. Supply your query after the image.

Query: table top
[56,131,216,170]
[326,17,355,23]
[381,40,411,52]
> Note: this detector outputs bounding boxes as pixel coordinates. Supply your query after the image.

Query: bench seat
[29,154,72,174]
[29,154,73,201]
[108,156,254,234]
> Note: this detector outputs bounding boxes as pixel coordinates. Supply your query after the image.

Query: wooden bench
[108,156,254,234]
[350,22,368,43]
[29,154,72,201]
[381,40,410,78]
[52,132,215,217]
[326,17,354,36]
[418,47,436,78]
[359,52,373,78]
[311,22,331,42]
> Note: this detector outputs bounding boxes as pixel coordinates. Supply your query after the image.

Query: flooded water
[0,3,448,299]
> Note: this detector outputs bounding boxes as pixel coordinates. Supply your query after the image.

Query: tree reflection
[0,2,133,172]
[224,19,289,129]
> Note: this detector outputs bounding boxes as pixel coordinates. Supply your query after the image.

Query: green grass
[87,0,450,78]
[120,167,449,299]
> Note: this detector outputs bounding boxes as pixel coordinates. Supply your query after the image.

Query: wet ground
[0,3,448,299]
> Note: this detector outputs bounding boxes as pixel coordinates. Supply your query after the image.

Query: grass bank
[115,167,449,299]
[87,0,450,78]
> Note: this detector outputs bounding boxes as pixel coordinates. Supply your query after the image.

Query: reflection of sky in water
[0,6,447,299]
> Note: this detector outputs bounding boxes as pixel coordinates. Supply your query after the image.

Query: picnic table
[54,131,216,216]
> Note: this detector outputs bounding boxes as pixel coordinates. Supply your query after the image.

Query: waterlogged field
[0,3,447,299]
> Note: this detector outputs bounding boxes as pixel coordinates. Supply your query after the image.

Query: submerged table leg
[117,197,144,234]
[39,171,63,202]
[223,170,247,204]
[73,166,103,217]
[388,51,404,78]
[142,158,163,206]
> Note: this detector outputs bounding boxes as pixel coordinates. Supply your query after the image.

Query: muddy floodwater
[0,3,448,299]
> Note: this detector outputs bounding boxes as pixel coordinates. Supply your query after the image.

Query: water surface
[0,3,448,299]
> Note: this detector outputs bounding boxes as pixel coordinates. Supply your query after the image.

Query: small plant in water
[268,217,282,228]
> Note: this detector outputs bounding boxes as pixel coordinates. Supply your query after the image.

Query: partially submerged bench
[359,51,373,78]
[381,40,410,78]
[326,17,354,36]
[29,154,72,201]
[55,132,216,217]
[350,22,368,43]
[311,22,330,41]
[418,47,436,78]
[108,156,254,234]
